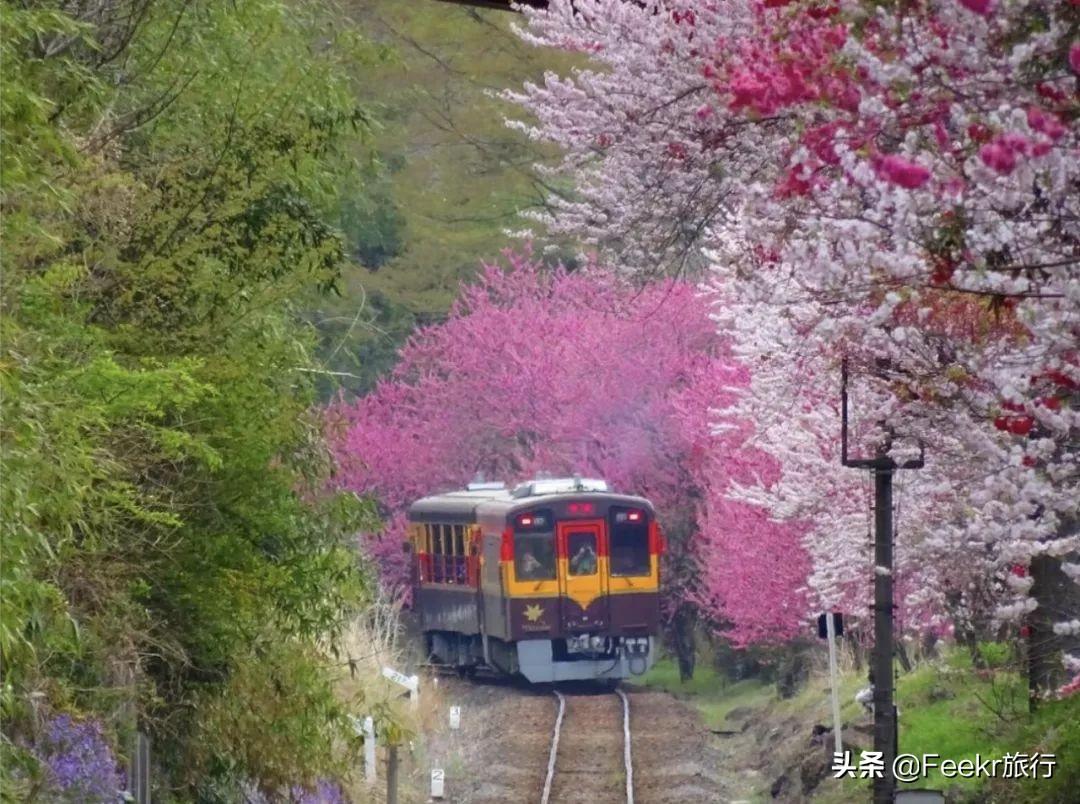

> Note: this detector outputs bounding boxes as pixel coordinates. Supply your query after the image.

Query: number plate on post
[431,768,445,798]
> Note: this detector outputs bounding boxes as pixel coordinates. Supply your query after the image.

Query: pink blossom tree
[508,0,1079,693]
[330,251,809,662]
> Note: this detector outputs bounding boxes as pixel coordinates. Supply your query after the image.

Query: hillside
[307,0,579,395]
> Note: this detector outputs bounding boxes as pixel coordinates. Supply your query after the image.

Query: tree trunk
[920,630,939,661]
[945,587,985,668]
[847,630,864,672]
[896,638,913,673]
[673,604,697,682]
[776,641,811,699]
[1028,548,1080,709]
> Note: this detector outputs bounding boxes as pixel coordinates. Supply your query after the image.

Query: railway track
[542,688,634,804]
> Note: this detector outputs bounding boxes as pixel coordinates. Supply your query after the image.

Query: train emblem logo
[524,603,545,623]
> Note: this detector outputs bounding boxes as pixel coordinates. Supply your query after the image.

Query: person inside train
[570,542,597,575]
[519,549,543,578]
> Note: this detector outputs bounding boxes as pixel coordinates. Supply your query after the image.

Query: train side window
[514,533,556,581]
[567,531,598,576]
[432,524,444,582]
[453,525,466,583]
[610,520,650,577]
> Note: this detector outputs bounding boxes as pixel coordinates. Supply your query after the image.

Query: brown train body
[405,478,662,682]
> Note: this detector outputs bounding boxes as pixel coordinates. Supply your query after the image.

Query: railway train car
[405,477,663,683]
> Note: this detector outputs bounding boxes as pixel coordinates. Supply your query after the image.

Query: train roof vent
[511,476,610,498]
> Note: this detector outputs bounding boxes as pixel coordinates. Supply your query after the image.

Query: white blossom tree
[508,0,1079,694]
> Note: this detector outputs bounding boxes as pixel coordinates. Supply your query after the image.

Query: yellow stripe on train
[501,555,659,607]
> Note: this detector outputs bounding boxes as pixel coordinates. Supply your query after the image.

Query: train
[405,477,663,683]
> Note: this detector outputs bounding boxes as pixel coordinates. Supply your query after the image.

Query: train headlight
[590,635,604,650]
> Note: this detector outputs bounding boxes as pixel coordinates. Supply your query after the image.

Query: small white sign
[449,706,461,730]
[382,666,416,690]
[431,768,445,799]
[382,666,419,707]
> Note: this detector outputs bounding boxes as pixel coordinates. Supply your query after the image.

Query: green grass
[893,653,1080,801]
[772,665,867,724]
[1010,692,1080,804]
[638,656,771,728]
[894,657,1022,794]
[639,649,1080,803]
[639,654,724,695]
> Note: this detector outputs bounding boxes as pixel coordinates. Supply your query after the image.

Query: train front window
[567,531,598,576]
[515,533,556,581]
[610,517,650,577]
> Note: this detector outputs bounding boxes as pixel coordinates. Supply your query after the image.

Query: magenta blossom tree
[330,251,809,654]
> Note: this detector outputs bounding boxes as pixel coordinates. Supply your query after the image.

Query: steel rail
[540,691,566,804]
[541,688,633,804]
[618,688,634,804]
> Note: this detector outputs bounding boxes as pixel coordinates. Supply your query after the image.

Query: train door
[556,520,609,632]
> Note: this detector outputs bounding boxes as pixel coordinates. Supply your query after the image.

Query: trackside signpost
[352,665,414,804]
[349,715,377,783]
[364,716,376,783]
[371,666,418,804]
[383,666,420,708]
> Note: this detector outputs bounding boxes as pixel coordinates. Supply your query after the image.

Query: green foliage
[188,640,357,798]
[338,166,405,271]
[1007,693,1080,804]
[897,660,1021,794]
[347,0,564,308]
[1,0,384,796]
[646,646,1079,802]
[896,651,1078,802]
[977,640,1012,670]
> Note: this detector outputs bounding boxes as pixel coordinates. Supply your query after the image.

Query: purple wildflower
[34,714,125,802]
[292,778,348,803]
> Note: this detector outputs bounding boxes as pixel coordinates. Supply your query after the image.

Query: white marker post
[449,706,461,731]
[349,715,377,784]
[824,612,843,755]
[430,768,445,799]
[382,666,420,709]
[364,716,376,783]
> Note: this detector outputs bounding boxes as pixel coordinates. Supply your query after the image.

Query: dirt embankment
[716,702,858,803]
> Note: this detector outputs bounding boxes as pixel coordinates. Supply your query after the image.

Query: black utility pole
[841,359,923,804]
[872,465,896,803]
